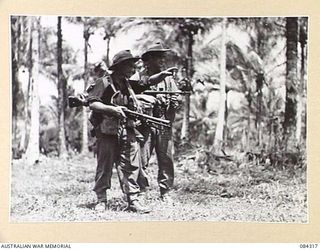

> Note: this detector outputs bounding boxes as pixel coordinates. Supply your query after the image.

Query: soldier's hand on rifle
[168,94,180,110]
[156,94,168,106]
[113,106,127,120]
[78,94,87,105]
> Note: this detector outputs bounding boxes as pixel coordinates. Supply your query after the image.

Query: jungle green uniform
[131,70,180,196]
[87,74,141,202]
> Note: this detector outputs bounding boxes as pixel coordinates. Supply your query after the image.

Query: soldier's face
[119,60,136,78]
[154,54,166,69]
[145,53,166,71]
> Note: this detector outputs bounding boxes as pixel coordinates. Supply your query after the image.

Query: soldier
[87,50,150,213]
[130,42,181,202]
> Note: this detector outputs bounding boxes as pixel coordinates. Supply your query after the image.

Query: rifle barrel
[124,109,171,127]
[143,91,191,95]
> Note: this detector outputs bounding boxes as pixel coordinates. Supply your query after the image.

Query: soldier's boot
[160,190,174,205]
[126,195,151,214]
[95,201,107,211]
[95,192,107,211]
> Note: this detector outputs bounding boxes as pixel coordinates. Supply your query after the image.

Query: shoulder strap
[124,78,141,109]
[107,75,117,93]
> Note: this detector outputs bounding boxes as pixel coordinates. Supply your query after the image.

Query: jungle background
[10,16,307,222]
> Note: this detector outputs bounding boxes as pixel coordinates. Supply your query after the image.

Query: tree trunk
[180,94,190,142]
[223,91,228,143]
[18,17,27,154]
[246,90,252,152]
[24,17,40,165]
[81,21,90,154]
[242,70,253,152]
[57,16,67,158]
[213,17,227,153]
[256,73,263,147]
[283,17,298,150]
[267,88,274,151]
[11,17,19,155]
[180,31,193,143]
[106,37,111,67]
[296,17,307,145]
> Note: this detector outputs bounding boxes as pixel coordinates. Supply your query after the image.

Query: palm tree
[283,17,298,150]
[98,17,130,67]
[192,17,289,153]
[57,16,67,157]
[24,16,41,165]
[65,17,99,154]
[11,16,30,157]
[228,17,286,148]
[296,17,308,145]
[177,19,213,143]
[213,17,227,153]
[11,16,19,155]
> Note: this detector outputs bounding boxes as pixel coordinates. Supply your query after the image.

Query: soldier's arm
[129,80,150,94]
[89,102,126,119]
[147,67,178,86]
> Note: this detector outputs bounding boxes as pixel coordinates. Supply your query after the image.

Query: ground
[10,153,307,222]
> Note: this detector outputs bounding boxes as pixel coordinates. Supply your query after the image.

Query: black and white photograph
[10,15,308,222]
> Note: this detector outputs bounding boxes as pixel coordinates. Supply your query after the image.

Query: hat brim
[109,57,140,70]
[141,49,171,59]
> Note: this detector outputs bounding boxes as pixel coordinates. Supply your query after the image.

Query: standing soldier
[87,50,150,213]
[130,42,181,202]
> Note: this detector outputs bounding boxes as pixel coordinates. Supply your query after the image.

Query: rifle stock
[68,95,88,108]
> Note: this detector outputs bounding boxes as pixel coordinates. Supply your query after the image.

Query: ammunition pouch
[89,112,120,136]
[100,115,120,135]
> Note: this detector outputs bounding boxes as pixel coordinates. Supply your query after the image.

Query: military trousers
[137,127,152,191]
[117,128,141,200]
[139,128,174,195]
[93,128,141,202]
[93,134,119,202]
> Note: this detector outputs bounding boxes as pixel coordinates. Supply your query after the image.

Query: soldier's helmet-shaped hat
[109,50,140,70]
[141,42,171,61]
[93,60,108,74]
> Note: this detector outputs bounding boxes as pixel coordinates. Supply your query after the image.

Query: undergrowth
[10,150,307,222]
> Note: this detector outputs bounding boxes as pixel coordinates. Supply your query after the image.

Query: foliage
[11,16,308,171]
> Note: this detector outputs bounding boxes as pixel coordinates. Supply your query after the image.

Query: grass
[10,152,307,222]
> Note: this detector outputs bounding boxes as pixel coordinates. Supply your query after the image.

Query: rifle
[119,107,171,130]
[143,90,192,96]
[68,95,171,130]
[110,91,171,130]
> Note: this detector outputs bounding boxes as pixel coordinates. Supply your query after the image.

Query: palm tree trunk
[180,31,193,143]
[106,37,111,67]
[267,88,274,151]
[17,17,27,154]
[256,75,263,147]
[283,17,298,150]
[11,17,19,155]
[296,18,307,144]
[247,90,252,152]
[57,16,67,157]
[213,17,227,153]
[223,91,228,143]
[180,94,190,142]
[81,21,90,154]
[24,17,40,165]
